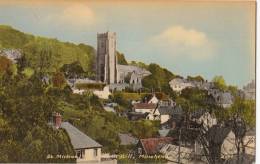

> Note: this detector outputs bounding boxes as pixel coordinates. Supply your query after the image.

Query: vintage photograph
[0,0,256,163]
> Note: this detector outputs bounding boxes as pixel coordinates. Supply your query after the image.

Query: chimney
[53,112,62,129]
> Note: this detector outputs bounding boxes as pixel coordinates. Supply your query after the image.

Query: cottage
[190,109,217,131]
[133,103,157,116]
[148,94,159,104]
[61,122,102,163]
[208,89,233,108]
[93,86,111,99]
[242,80,255,100]
[153,105,183,124]
[136,137,173,155]
[169,78,194,92]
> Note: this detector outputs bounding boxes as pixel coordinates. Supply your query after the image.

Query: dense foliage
[0,58,75,162]
[117,52,128,65]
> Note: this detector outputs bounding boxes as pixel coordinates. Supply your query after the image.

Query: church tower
[96,32,117,84]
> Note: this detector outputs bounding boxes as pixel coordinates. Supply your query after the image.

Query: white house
[133,103,157,114]
[93,86,111,99]
[191,110,217,131]
[61,122,102,163]
[221,129,255,160]
[169,78,193,92]
[132,103,157,121]
[153,106,182,124]
[148,95,159,104]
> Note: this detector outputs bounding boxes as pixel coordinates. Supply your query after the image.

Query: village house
[242,80,255,100]
[169,78,193,92]
[208,89,234,108]
[160,109,184,130]
[136,137,174,155]
[132,103,157,120]
[221,128,256,160]
[190,109,217,131]
[67,78,111,99]
[51,113,102,163]
[148,94,159,104]
[61,122,103,163]
[153,105,183,124]
[169,77,215,93]
[93,86,111,99]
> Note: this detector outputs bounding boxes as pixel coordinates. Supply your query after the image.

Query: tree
[0,72,75,162]
[0,56,12,76]
[117,52,128,65]
[212,76,227,91]
[187,75,204,82]
[52,72,66,89]
[60,61,86,79]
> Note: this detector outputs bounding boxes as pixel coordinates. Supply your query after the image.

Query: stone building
[96,31,150,91]
[242,80,255,100]
[96,32,117,84]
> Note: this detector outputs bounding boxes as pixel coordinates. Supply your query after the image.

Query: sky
[0,0,256,88]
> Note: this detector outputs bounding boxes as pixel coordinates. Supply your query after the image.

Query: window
[93,148,98,157]
[76,149,85,159]
[138,148,142,154]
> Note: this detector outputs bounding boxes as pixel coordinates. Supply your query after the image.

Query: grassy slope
[0,25,95,74]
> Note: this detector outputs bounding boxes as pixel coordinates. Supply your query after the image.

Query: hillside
[0,25,95,75]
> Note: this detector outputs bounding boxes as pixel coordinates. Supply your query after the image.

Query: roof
[118,133,138,145]
[127,112,149,120]
[157,105,183,115]
[61,122,102,149]
[191,109,207,119]
[133,103,157,109]
[117,64,151,76]
[140,137,174,155]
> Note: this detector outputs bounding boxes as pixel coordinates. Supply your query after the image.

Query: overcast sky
[0,0,255,88]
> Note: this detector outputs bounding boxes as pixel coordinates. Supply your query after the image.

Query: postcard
[0,0,256,163]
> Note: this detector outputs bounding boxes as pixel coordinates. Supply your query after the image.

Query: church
[96,32,151,90]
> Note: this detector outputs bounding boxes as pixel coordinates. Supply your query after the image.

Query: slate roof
[190,109,207,119]
[140,137,174,155]
[118,133,138,145]
[157,105,183,115]
[127,112,149,121]
[133,103,157,109]
[61,122,102,149]
[117,64,151,76]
